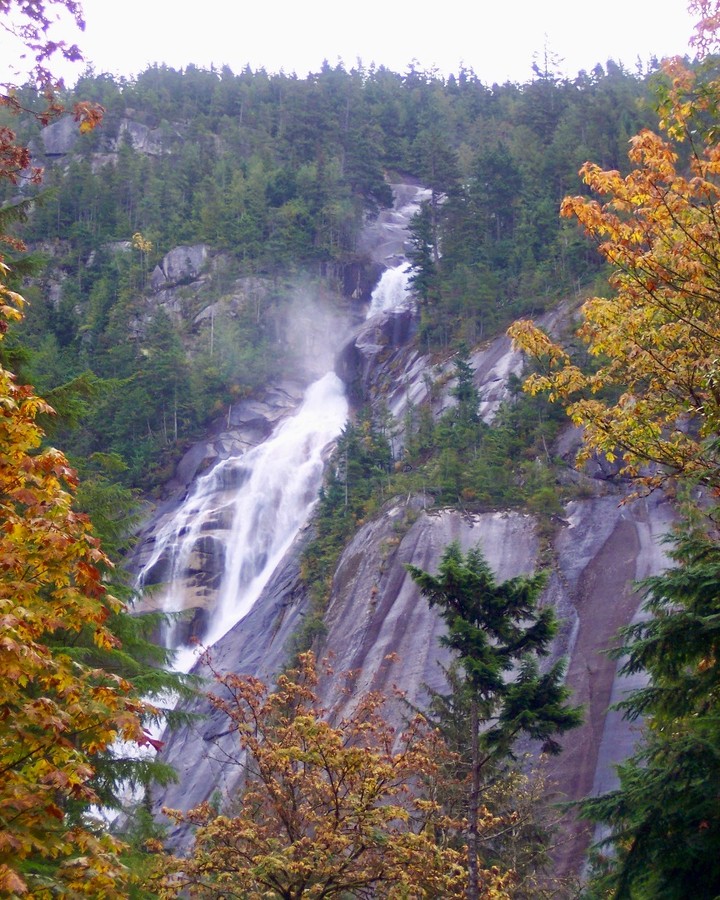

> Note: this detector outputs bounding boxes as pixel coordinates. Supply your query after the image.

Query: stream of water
[138,373,348,672]
[135,183,427,672]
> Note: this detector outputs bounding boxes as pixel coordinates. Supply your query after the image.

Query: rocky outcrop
[150,486,673,874]
[335,308,417,407]
[115,119,165,155]
[40,115,174,159]
[335,311,527,454]
[316,502,541,722]
[151,245,208,289]
[41,116,79,156]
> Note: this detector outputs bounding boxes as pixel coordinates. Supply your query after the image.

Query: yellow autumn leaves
[0,287,151,897]
[509,66,720,491]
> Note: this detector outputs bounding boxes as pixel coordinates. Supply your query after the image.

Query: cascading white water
[135,182,428,673]
[366,265,412,318]
[364,183,431,320]
[137,372,348,672]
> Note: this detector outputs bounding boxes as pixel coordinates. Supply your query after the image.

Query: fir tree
[582,529,720,899]
[407,542,582,900]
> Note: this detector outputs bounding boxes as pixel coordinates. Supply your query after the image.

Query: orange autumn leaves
[509,46,720,493]
[156,653,513,900]
[0,282,149,896]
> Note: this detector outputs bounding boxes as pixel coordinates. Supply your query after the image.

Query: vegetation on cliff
[510,1,720,894]
[1,45,662,492]
[5,0,720,894]
[408,542,582,899]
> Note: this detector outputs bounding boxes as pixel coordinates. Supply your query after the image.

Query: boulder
[160,245,208,286]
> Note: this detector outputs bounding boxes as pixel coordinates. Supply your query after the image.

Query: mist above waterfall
[134,185,428,673]
[134,283,356,672]
[281,285,355,379]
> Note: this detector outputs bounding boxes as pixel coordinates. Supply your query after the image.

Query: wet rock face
[151,487,673,877]
[316,503,541,723]
[129,379,308,598]
[546,492,675,874]
[335,308,416,405]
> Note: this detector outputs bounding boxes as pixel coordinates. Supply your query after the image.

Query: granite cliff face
[134,188,675,875]
[145,314,674,875]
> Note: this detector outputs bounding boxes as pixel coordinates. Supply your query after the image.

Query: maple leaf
[154,653,510,899]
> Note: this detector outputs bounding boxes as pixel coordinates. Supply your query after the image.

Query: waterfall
[364,183,431,319]
[137,372,348,672]
[366,265,412,318]
[134,182,427,672]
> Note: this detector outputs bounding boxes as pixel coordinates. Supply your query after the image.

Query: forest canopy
[0,52,666,490]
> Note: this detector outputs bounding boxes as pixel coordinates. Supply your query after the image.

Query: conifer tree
[407,542,582,900]
[581,530,720,899]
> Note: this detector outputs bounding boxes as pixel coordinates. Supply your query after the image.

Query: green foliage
[398,358,566,516]
[407,542,581,758]
[582,529,720,899]
[0,59,662,494]
[407,200,438,308]
[407,541,582,898]
[295,412,391,655]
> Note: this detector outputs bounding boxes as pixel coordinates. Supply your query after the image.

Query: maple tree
[156,652,515,899]
[0,273,158,895]
[507,2,720,494]
[0,5,161,894]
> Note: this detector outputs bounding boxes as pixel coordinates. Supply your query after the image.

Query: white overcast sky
[3,0,702,85]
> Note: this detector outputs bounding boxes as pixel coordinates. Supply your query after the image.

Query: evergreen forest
[0,54,661,491]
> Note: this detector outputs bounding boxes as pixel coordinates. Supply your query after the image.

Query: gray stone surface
[316,504,540,723]
[115,119,164,155]
[41,116,79,155]
[160,245,208,285]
